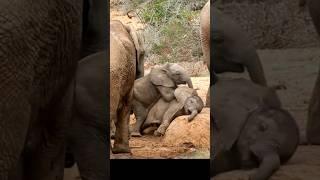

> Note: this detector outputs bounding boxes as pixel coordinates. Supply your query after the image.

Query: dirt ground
[215,47,320,179]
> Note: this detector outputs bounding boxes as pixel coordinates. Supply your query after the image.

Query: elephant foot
[112,144,131,154]
[130,131,142,137]
[154,124,168,136]
[154,130,163,137]
[142,126,158,135]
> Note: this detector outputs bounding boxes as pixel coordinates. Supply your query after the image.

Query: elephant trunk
[186,78,193,88]
[188,110,198,122]
[245,51,267,86]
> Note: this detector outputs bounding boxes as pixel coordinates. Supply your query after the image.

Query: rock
[162,108,210,148]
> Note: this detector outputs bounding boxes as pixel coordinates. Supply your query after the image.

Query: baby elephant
[131,63,193,137]
[141,86,204,136]
[211,77,299,180]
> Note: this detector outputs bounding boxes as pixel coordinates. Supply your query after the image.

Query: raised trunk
[245,52,268,86]
[187,110,198,122]
[186,78,193,88]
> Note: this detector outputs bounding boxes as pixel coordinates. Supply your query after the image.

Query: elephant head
[174,87,204,121]
[211,6,267,86]
[151,63,193,88]
[124,24,145,79]
[213,77,281,153]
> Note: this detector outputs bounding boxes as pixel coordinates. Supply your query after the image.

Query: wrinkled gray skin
[211,78,299,180]
[0,0,101,179]
[141,87,204,136]
[66,51,108,180]
[110,20,145,154]
[109,20,145,143]
[301,0,320,145]
[63,0,108,175]
[131,63,194,137]
[200,1,267,107]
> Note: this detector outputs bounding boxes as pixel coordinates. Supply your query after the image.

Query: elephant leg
[0,86,31,180]
[112,91,132,154]
[26,79,75,180]
[131,101,148,137]
[68,116,108,180]
[8,154,24,180]
[249,143,280,180]
[110,118,116,139]
[154,119,171,136]
[154,106,182,136]
[307,67,320,144]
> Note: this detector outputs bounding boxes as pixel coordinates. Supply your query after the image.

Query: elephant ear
[125,24,145,77]
[150,67,175,88]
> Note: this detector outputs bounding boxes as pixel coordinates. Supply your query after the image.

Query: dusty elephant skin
[66,51,108,180]
[63,0,108,177]
[200,0,267,106]
[110,20,145,154]
[211,77,299,180]
[0,1,90,180]
[130,63,194,137]
[141,86,204,136]
[304,0,320,145]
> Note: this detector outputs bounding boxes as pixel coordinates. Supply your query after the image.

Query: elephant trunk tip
[187,78,193,88]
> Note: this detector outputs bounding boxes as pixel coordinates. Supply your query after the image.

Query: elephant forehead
[169,64,186,73]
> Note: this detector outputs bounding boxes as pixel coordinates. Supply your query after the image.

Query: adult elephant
[65,0,108,168]
[200,0,267,106]
[0,1,82,180]
[0,1,107,180]
[110,20,145,153]
[304,0,320,145]
[130,63,193,137]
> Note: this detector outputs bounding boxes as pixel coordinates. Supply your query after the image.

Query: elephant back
[110,26,136,99]
[174,86,197,103]
[110,20,136,58]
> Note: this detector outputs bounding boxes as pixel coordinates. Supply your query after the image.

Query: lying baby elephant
[211,77,299,180]
[141,86,204,136]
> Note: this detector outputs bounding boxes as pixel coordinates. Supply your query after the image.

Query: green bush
[134,0,206,63]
